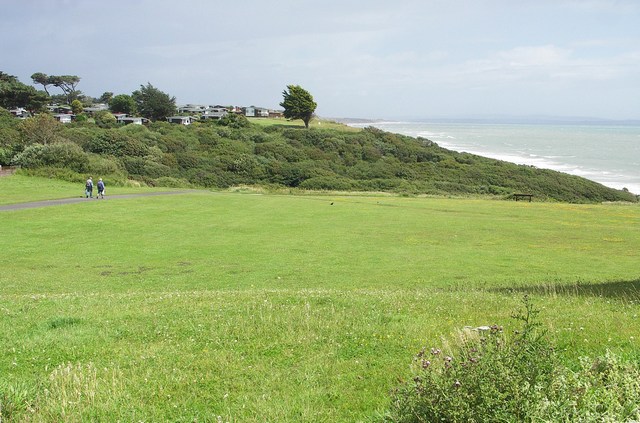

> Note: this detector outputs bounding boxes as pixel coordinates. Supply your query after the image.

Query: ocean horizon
[346,120,640,196]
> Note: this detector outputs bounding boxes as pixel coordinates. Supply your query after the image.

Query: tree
[1,72,49,112]
[51,75,81,105]
[31,73,81,105]
[31,72,53,96]
[99,91,114,104]
[280,84,317,129]
[71,99,83,115]
[93,110,117,128]
[109,94,137,115]
[0,72,17,83]
[19,113,62,145]
[132,83,176,121]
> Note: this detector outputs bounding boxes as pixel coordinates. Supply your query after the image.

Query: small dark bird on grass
[330,202,334,205]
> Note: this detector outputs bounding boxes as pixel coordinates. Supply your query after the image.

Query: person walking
[85,177,93,198]
[97,178,105,199]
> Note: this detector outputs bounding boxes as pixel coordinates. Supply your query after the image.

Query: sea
[347,121,640,196]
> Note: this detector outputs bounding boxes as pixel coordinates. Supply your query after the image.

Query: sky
[2,0,640,120]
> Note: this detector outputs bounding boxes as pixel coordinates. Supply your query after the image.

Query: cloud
[1,0,639,119]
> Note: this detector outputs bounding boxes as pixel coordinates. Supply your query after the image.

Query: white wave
[351,122,640,195]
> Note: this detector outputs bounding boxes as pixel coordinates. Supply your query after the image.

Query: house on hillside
[167,116,197,125]
[119,116,149,125]
[178,104,206,114]
[200,107,228,120]
[9,108,30,119]
[243,106,269,117]
[83,104,109,114]
[47,105,72,114]
[53,114,73,123]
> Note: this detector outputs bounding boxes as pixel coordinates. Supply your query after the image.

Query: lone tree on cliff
[132,83,176,121]
[280,84,317,129]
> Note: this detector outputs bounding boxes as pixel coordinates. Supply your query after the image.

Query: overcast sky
[2,0,639,120]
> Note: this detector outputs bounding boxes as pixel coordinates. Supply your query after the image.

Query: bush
[85,154,124,175]
[380,296,640,422]
[92,111,117,128]
[11,142,88,172]
[0,146,13,165]
[154,176,192,188]
[298,176,354,191]
[16,166,86,184]
[217,113,250,128]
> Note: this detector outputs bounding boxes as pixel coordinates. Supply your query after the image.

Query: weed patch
[380,296,640,422]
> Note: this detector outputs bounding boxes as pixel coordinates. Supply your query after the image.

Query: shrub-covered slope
[1,109,636,203]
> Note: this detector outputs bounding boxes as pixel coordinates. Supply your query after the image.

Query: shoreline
[347,121,640,196]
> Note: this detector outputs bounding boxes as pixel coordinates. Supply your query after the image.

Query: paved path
[0,191,195,211]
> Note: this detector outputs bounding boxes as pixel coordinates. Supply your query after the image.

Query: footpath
[0,191,194,211]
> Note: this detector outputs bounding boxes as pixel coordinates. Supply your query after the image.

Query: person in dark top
[97,178,105,199]
[85,177,93,198]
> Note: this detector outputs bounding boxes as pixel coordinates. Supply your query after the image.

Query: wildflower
[421,359,431,369]
[430,348,441,355]
[453,380,461,388]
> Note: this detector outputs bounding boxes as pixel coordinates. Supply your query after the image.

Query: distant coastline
[343,119,640,195]
[332,116,640,127]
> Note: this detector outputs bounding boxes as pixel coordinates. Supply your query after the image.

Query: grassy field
[1,175,639,421]
[247,116,359,131]
[0,174,181,206]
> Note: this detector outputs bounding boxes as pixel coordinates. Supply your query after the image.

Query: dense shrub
[15,166,86,184]
[298,175,355,191]
[153,176,191,188]
[0,111,636,203]
[85,131,127,156]
[380,296,640,422]
[18,114,63,145]
[11,141,88,172]
[0,147,12,164]
[121,156,146,175]
[92,111,117,128]
[255,141,306,162]
[62,126,98,150]
[85,154,125,178]
[217,112,250,128]
[143,160,173,178]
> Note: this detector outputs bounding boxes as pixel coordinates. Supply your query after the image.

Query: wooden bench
[513,193,533,202]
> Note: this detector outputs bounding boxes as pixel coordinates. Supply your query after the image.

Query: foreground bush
[380,296,640,422]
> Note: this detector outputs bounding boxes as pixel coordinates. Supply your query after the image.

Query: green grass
[247,116,359,131]
[0,174,180,205]
[1,176,639,421]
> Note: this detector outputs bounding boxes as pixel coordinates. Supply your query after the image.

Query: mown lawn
[0,174,177,206]
[247,117,358,131]
[1,176,639,421]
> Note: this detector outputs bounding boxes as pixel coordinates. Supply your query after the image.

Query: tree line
[1,72,318,127]
[0,70,636,202]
